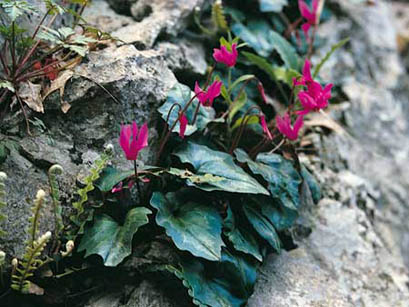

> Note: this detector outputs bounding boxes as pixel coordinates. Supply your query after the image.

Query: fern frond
[211,0,228,33]
[48,165,64,238]
[69,149,112,239]
[0,172,7,237]
[27,190,46,248]
[11,231,51,294]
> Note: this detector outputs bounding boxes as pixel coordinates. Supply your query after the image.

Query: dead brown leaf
[19,81,44,113]
[43,70,74,113]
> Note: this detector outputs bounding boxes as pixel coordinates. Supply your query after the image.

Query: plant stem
[307,25,318,59]
[134,160,142,202]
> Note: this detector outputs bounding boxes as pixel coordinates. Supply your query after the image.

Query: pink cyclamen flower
[260,114,273,140]
[194,80,222,107]
[213,43,238,67]
[297,81,332,115]
[276,113,304,141]
[119,121,148,160]
[257,82,267,104]
[298,0,319,39]
[293,59,313,87]
[179,112,188,139]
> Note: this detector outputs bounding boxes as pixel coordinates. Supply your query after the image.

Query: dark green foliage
[78,207,151,266]
[151,192,224,261]
[174,142,269,195]
[158,83,222,137]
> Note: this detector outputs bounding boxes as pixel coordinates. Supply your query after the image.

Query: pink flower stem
[160,103,182,142]
[228,106,261,154]
[269,139,286,154]
[156,92,201,164]
[134,160,142,202]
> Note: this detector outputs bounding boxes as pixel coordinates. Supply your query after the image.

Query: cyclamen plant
[1,1,344,306]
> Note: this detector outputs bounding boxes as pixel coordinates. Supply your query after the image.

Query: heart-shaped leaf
[232,20,300,69]
[224,207,262,261]
[235,149,301,210]
[150,192,224,261]
[174,142,269,195]
[78,207,151,266]
[174,249,258,307]
[243,202,281,252]
[158,83,222,137]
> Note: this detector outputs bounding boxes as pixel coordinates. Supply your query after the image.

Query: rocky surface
[1,0,409,306]
[249,0,409,306]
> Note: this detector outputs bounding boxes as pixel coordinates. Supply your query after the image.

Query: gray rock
[112,0,205,48]
[1,43,178,258]
[249,199,409,307]
[316,0,409,268]
[82,0,134,34]
[156,40,208,75]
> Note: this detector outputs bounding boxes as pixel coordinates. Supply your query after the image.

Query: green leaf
[259,0,288,12]
[0,80,15,93]
[269,29,300,69]
[78,207,151,266]
[273,66,302,86]
[235,149,302,210]
[175,250,257,307]
[1,0,37,22]
[232,20,273,57]
[243,203,281,252]
[231,114,259,130]
[150,192,224,261]
[224,207,262,261]
[301,166,321,204]
[158,83,222,137]
[95,166,162,192]
[233,20,300,69]
[167,168,224,185]
[94,167,134,192]
[313,38,350,78]
[229,74,255,95]
[174,142,269,195]
[228,91,247,122]
[242,51,278,83]
[257,196,298,231]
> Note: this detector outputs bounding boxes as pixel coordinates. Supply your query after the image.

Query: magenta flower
[119,121,149,160]
[298,0,319,39]
[179,112,188,139]
[112,181,123,193]
[260,114,273,140]
[293,59,313,87]
[257,82,268,104]
[194,80,222,107]
[276,113,304,141]
[297,81,332,115]
[213,43,238,67]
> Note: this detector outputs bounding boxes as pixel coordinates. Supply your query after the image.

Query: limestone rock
[112,0,205,48]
